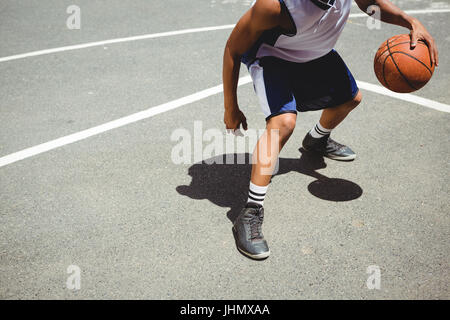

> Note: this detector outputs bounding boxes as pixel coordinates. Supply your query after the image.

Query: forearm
[360,0,416,29]
[356,0,439,66]
[223,42,241,112]
[377,0,417,28]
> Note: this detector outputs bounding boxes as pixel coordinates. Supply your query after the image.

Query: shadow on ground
[176,149,363,223]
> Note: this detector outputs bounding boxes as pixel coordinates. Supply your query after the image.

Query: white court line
[0,76,448,168]
[0,7,449,167]
[0,24,236,63]
[348,8,450,18]
[356,81,450,113]
[0,77,252,168]
[0,8,449,63]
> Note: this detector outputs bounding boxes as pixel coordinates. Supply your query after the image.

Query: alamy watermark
[366,5,381,30]
[366,265,381,290]
[66,265,81,290]
[170,121,280,175]
[66,5,81,30]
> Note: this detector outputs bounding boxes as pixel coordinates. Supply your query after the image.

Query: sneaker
[302,132,356,161]
[232,203,270,260]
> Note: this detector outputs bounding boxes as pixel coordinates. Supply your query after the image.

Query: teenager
[223,0,438,259]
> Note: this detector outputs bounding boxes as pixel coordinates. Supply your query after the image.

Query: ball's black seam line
[387,37,418,91]
[390,51,433,75]
[377,40,427,59]
[382,54,391,89]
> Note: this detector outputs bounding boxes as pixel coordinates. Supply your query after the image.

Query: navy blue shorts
[248,50,359,120]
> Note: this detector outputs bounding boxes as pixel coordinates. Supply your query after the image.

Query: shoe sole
[324,153,356,161]
[232,227,270,260]
[237,246,270,260]
[303,145,356,161]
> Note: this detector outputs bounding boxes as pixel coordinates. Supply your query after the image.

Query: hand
[410,19,439,67]
[224,108,248,135]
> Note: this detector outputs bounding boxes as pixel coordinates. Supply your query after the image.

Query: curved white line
[0,8,449,63]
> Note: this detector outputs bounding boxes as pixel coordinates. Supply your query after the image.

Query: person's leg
[234,57,297,259]
[304,91,362,161]
[246,58,297,203]
[319,91,362,130]
[233,113,296,260]
[298,50,361,160]
[251,112,297,187]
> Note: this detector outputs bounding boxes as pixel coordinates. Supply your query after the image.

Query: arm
[355,0,439,66]
[223,0,282,131]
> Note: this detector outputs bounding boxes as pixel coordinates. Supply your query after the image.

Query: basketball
[374,34,435,93]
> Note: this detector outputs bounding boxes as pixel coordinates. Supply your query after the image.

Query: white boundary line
[0,76,448,168]
[356,81,450,113]
[0,25,236,63]
[0,8,449,63]
[348,8,450,18]
[0,77,251,168]
[0,7,449,167]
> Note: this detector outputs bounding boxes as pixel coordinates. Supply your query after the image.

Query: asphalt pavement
[0,0,448,299]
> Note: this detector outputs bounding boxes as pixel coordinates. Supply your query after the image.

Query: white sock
[310,122,332,139]
[247,182,268,206]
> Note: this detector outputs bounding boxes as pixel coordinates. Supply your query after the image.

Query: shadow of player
[176,149,362,223]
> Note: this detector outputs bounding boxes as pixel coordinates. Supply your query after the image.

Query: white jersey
[242,0,351,66]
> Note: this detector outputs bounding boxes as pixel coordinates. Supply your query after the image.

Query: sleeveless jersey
[242,0,352,66]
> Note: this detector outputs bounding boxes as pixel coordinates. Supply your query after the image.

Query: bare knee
[269,113,297,138]
[349,91,363,109]
[279,115,297,133]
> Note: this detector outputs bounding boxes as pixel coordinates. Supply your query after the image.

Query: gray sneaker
[302,132,356,161]
[232,203,270,260]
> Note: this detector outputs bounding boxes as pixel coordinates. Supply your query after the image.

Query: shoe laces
[327,138,345,151]
[249,211,264,240]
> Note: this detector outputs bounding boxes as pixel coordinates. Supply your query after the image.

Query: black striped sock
[310,122,332,138]
[247,182,268,206]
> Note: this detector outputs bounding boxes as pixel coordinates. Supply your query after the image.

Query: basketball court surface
[0,0,449,299]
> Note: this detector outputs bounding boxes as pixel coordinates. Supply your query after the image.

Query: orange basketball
[374,34,435,93]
